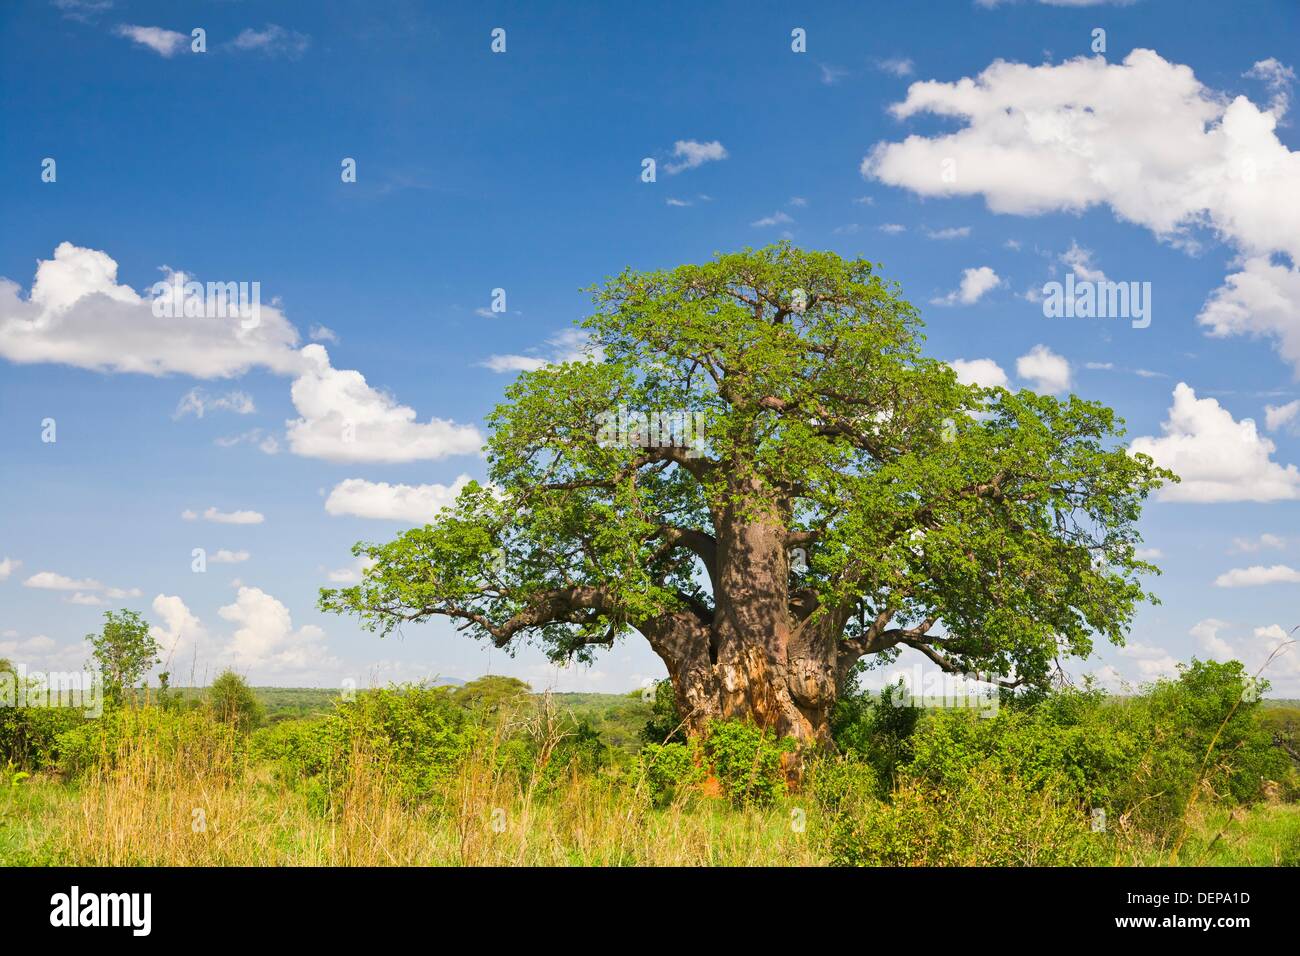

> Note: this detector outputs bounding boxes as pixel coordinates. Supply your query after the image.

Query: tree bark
[643,489,843,745]
[647,613,842,746]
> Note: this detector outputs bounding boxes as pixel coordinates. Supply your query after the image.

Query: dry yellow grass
[25,718,821,866]
[7,700,1291,867]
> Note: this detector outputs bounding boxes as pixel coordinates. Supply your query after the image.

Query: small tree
[85,610,159,705]
[452,675,532,714]
[207,669,264,734]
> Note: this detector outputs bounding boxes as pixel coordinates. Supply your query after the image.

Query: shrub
[0,705,86,772]
[830,679,920,791]
[542,719,614,782]
[826,763,1109,866]
[804,754,879,815]
[251,684,479,813]
[637,720,798,808]
[639,741,703,805]
[900,661,1289,840]
[452,675,532,715]
[0,661,89,771]
[56,706,242,780]
[1145,659,1288,807]
[206,670,265,735]
[701,720,795,808]
[904,685,1145,814]
[641,679,685,745]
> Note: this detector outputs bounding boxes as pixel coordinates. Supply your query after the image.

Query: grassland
[3,740,1295,867]
[2,673,1296,867]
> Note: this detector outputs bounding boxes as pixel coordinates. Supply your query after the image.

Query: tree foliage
[85,609,159,704]
[207,669,265,735]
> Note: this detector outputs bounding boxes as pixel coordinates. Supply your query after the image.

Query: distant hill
[169,678,467,723]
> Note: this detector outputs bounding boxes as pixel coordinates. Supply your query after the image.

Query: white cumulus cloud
[481,328,598,375]
[1214,564,1300,587]
[948,357,1009,389]
[218,586,335,674]
[863,49,1300,373]
[1198,257,1300,377]
[23,570,141,599]
[1016,344,1072,394]
[664,140,728,174]
[0,244,480,466]
[1116,641,1180,680]
[1265,399,1300,432]
[286,344,483,463]
[149,594,209,667]
[865,50,1300,261]
[931,266,1001,305]
[114,24,189,57]
[1190,618,1236,659]
[24,571,104,591]
[0,243,302,378]
[1130,383,1300,502]
[325,476,473,523]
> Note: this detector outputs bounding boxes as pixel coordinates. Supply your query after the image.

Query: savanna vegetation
[2,652,1297,866]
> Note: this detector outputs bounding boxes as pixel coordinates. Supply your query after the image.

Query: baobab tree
[320,244,1171,744]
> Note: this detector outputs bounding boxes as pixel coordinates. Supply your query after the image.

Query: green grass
[1141,803,1300,866]
[0,779,64,865]
[3,769,1296,867]
[3,675,1294,867]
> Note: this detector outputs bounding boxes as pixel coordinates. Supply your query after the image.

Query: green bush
[0,705,86,772]
[641,679,685,745]
[701,720,795,808]
[830,679,920,792]
[206,670,265,735]
[904,685,1145,813]
[249,714,337,769]
[640,719,827,809]
[251,683,479,811]
[900,660,1289,838]
[804,754,879,815]
[452,675,532,715]
[639,741,703,805]
[56,706,242,779]
[543,719,615,782]
[826,763,1109,866]
[1145,659,1288,807]
[0,661,90,771]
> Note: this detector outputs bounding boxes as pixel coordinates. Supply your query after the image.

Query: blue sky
[3,0,1300,695]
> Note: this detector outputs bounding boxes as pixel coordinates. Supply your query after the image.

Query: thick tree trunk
[643,491,844,745]
[646,622,842,745]
[703,633,839,744]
